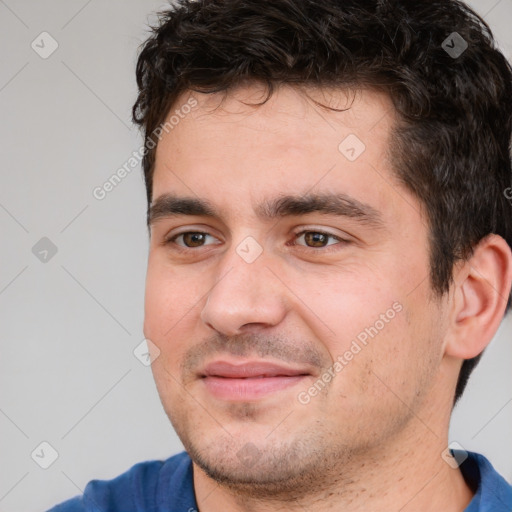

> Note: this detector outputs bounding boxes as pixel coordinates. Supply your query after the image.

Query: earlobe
[445,234,512,360]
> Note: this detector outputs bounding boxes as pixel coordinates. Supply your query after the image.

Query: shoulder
[460,451,512,511]
[46,451,194,512]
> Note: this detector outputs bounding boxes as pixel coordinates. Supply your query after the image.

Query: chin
[185,429,333,496]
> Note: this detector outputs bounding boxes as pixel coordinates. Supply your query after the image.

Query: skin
[143,82,512,511]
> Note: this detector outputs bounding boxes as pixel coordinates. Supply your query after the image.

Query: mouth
[199,360,312,401]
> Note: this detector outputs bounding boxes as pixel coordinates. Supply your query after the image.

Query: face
[143,83,449,494]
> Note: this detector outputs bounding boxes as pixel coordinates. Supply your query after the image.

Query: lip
[202,360,311,378]
[200,360,311,401]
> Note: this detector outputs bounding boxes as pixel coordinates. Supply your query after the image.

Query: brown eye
[295,231,342,249]
[165,232,220,249]
[182,232,207,247]
[303,232,330,247]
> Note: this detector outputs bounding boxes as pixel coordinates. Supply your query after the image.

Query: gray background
[0,1,511,511]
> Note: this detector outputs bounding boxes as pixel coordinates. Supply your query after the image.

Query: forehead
[158,82,395,150]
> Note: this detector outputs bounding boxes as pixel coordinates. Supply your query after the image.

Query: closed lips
[201,361,311,379]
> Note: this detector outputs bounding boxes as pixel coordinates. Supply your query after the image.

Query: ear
[444,234,512,359]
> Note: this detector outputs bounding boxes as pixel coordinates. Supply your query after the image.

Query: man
[49,0,512,510]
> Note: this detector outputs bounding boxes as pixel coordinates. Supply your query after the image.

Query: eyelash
[163,229,350,254]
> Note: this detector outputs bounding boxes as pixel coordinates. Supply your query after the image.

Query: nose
[200,243,288,337]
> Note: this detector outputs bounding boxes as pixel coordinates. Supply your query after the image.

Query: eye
[162,229,349,254]
[292,230,348,250]
[165,231,220,249]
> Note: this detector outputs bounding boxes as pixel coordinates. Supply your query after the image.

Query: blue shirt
[47,450,512,511]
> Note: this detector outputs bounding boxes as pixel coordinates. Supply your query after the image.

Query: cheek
[144,256,226,387]
[351,295,443,413]
[307,267,434,396]
[309,272,401,353]
[143,269,171,342]
[144,263,194,401]
[144,257,201,339]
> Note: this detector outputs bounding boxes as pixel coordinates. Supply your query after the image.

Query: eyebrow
[148,192,385,229]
